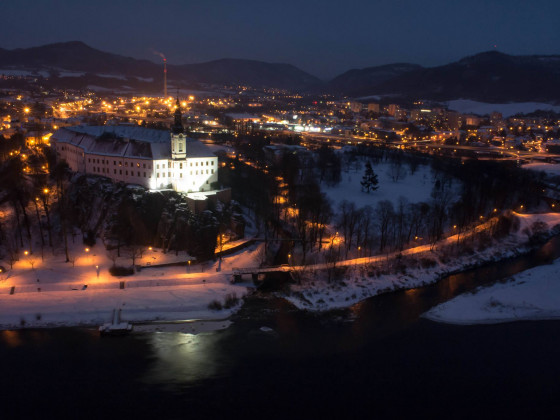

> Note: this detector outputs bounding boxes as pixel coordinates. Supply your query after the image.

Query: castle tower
[171,97,186,159]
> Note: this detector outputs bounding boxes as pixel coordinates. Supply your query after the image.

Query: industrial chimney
[163,58,167,98]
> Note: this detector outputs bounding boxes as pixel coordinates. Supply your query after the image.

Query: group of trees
[0,149,69,265]
[63,179,243,262]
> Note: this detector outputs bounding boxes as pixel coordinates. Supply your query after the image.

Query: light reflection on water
[143,331,229,385]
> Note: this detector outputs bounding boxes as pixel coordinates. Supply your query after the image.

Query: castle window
[157,164,159,169]
[157,173,159,178]
[179,163,183,169]
[114,169,116,174]
[119,170,122,175]
[162,164,166,169]
[180,173,182,178]
[114,161,116,165]
[144,172,146,177]
[143,163,146,168]
[126,171,128,176]
[211,169,214,174]
[168,172,171,178]
[138,171,140,177]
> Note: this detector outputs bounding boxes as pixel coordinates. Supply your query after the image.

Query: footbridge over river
[231,265,291,284]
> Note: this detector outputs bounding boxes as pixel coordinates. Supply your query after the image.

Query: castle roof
[52,125,215,160]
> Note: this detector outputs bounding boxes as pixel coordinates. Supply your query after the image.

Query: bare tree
[376,200,395,252]
[68,255,77,267]
[388,160,406,182]
[124,245,144,272]
[107,250,119,267]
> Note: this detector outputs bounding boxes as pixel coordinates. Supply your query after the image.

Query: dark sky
[1,0,559,79]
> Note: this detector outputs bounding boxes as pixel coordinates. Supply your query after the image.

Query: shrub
[223,293,240,309]
[208,300,223,310]
[420,257,437,269]
[109,266,134,276]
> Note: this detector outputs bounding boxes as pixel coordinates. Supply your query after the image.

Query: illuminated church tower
[171,97,186,160]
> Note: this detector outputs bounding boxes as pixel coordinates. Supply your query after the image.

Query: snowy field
[522,163,560,176]
[324,162,443,209]
[424,257,560,325]
[0,237,263,329]
[446,99,560,117]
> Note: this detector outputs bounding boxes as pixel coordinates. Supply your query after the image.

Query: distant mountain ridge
[0,41,321,90]
[344,51,560,102]
[1,42,559,102]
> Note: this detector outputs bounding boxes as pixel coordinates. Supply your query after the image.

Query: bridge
[231,265,290,283]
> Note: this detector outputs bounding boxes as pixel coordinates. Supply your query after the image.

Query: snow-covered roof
[67,125,171,143]
[52,126,216,160]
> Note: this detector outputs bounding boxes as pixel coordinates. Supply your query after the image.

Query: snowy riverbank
[0,238,263,330]
[423,257,560,325]
[283,212,560,312]
[2,212,560,330]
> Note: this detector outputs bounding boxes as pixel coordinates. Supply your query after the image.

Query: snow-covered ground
[324,162,443,209]
[285,212,560,311]
[446,99,560,117]
[0,237,263,329]
[424,257,560,325]
[522,163,560,176]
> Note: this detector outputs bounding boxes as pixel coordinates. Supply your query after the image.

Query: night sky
[2,0,559,78]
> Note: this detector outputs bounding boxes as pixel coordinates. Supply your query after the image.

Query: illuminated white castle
[51,99,218,193]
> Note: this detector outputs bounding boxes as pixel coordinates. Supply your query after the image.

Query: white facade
[52,125,219,193]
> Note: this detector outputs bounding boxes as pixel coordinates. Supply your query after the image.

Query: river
[2,237,560,419]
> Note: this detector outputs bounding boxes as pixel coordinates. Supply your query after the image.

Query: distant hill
[0,41,322,91]
[342,51,560,102]
[327,63,422,94]
[175,58,320,90]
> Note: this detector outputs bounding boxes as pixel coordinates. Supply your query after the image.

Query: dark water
[2,238,560,419]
